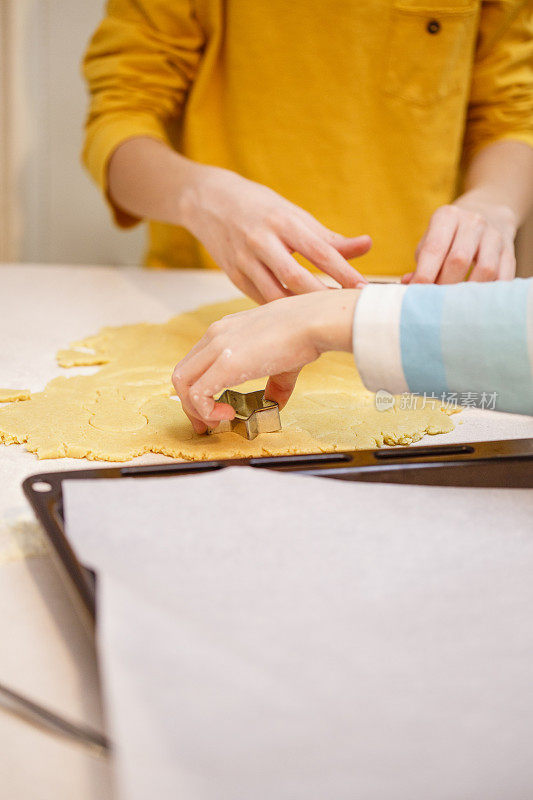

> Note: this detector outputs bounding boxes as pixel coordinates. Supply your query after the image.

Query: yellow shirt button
[427,19,441,34]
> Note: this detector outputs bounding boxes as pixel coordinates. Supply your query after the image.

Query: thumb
[264,370,301,410]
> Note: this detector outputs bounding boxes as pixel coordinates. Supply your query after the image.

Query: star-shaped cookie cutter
[207,389,281,440]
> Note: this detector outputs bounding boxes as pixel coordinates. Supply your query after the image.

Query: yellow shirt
[82,0,533,276]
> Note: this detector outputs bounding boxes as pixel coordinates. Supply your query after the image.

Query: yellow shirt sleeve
[82,0,204,227]
[463,0,533,164]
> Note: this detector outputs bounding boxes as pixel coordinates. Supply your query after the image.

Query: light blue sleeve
[399,279,533,415]
[352,279,533,416]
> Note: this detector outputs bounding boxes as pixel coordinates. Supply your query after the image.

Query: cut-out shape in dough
[56,350,109,368]
[0,298,458,461]
[89,409,149,434]
[0,389,31,402]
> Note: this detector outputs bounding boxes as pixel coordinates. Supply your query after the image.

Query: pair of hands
[181,166,518,298]
[174,166,517,430]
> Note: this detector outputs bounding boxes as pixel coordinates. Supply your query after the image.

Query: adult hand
[404,194,517,285]
[182,165,371,303]
[172,289,360,433]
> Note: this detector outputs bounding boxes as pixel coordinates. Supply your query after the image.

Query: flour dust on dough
[0,298,457,461]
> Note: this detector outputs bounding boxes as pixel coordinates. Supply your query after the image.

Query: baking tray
[23,438,533,629]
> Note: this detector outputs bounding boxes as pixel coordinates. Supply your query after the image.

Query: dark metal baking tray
[23,438,533,628]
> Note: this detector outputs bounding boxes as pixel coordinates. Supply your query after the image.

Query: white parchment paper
[64,468,533,800]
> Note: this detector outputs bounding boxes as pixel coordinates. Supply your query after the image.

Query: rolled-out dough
[0,389,31,402]
[0,298,457,461]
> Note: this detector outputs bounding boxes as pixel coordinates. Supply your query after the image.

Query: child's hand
[404,196,517,285]
[181,165,371,303]
[172,289,360,432]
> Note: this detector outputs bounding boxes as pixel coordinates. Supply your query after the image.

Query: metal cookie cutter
[208,389,281,440]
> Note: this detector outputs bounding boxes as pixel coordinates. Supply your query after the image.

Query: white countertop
[1,264,242,800]
[1,263,532,800]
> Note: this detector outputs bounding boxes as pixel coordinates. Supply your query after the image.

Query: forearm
[107,136,202,227]
[458,140,533,228]
[106,137,370,303]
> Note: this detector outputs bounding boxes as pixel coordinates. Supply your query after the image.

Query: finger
[289,225,367,287]
[172,329,215,378]
[189,363,241,422]
[172,344,219,398]
[415,235,426,262]
[327,235,372,260]
[178,351,237,431]
[258,237,327,294]
[184,396,236,434]
[411,207,459,284]
[265,370,300,409]
[172,342,229,430]
[176,376,215,434]
[182,401,209,434]
[437,219,485,284]
[497,244,516,281]
[292,208,372,259]
[243,257,294,302]
[172,330,221,392]
[228,268,266,305]
[185,381,236,429]
[468,229,503,282]
[401,272,414,284]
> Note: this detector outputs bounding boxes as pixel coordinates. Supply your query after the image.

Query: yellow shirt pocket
[383,1,479,106]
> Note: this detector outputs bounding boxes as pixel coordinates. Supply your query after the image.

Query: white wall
[4,0,144,266]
